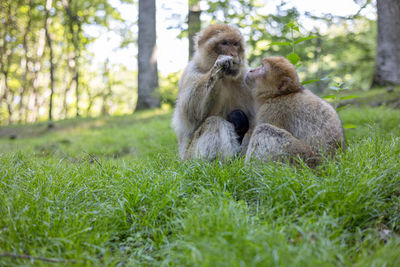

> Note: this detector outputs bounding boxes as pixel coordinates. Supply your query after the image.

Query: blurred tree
[62,0,83,117]
[18,0,34,123]
[0,0,130,125]
[0,1,19,123]
[44,0,55,126]
[188,0,201,59]
[137,0,160,110]
[372,0,400,86]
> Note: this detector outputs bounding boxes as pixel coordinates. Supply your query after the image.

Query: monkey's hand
[214,55,235,77]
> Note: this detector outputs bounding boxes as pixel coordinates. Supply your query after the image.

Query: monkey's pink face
[245,61,271,91]
[213,35,244,73]
[246,57,303,98]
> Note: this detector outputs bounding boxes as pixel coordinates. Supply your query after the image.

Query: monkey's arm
[179,56,234,131]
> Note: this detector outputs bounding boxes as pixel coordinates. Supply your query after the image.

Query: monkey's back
[258,89,345,155]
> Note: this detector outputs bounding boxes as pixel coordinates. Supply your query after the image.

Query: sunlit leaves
[270,41,291,46]
[322,95,336,100]
[294,36,318,44]
[301,79,320,85]
[286,52,301,65]
[286,21,299,32]
[339,95,359,101]
[342,123,357,129]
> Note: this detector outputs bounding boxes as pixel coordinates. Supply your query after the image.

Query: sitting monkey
[172,24,254,161]
[244,56,345,166]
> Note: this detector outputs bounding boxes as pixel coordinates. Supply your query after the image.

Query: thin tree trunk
[62,0,81,117]
[73,22,81,117]
[63,40,73,118]
[101,59,112,115]
[45,0,55,126]
[28,28,46,122]
[19,0,33,123]
[136,0,160,110]
[372,0,400,86]
[188,0,201,60]
[0,3,14,123]
[1,73,13,123]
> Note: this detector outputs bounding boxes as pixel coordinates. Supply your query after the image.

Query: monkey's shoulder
[257,89,338,126]
[284,89,337,117]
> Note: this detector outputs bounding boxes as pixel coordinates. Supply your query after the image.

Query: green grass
[332,85,400,108]
[1,106,400,266]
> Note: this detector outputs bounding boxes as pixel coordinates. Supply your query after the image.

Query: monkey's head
[245,56,303,100]
[194,24,246,75]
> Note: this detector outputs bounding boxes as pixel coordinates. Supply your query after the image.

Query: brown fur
[172,24,255,160]
[245,56,345,166]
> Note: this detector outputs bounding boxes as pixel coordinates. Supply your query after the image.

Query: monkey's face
[212,35,244,75]
[196,25,245,73]
[245,57,302,99]
[245,63,266,89]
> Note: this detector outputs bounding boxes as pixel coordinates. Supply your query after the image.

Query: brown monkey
[172,24,255,160]
[245,56,345,165]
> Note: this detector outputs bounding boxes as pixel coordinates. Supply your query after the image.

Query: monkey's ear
[278,77,303,93]
[278,77,292,92]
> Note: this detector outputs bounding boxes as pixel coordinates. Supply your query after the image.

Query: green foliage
[159,71,180,107]
[269,19,361,124]
[200,0,376,93]
[1,106,400,265]
[322,80,359,129]
[0,0,133,125]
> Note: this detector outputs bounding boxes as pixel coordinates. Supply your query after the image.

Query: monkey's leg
[186,116,240,161]
[245,123,317,166]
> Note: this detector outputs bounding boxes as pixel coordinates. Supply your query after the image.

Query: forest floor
[1,89,400,266]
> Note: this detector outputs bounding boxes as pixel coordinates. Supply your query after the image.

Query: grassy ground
[1,104,400,266]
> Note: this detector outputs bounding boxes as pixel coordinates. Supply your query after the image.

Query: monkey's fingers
[215,66,223,74]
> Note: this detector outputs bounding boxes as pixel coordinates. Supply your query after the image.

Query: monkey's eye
[221,40,228,46]
[233,42,239,47]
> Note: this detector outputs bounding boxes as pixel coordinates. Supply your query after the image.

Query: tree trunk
[188,0,201,60]
[62,0,81,117]
[27,28,46,123]
[45,0,55,126]
[101,59,112,115]
[136,0,160,110]
[0,3,14,124]
[73,22,81,117]
[19,0,33,123]
[372,0,400,86]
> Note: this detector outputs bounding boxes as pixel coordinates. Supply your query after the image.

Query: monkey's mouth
[232,58,241,66]
[229,59,242,75]
[244,72,255,89]
[226,68,240,76]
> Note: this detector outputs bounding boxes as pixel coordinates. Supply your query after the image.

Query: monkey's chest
[210,87,249,118]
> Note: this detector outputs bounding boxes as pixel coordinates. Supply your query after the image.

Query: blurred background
[0,0,398,126]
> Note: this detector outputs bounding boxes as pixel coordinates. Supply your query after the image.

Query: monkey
[244,56,345,166]
[171,24,255,160]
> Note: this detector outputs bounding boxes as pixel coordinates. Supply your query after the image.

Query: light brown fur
[245,56,345,166]
[172,24,255,160]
